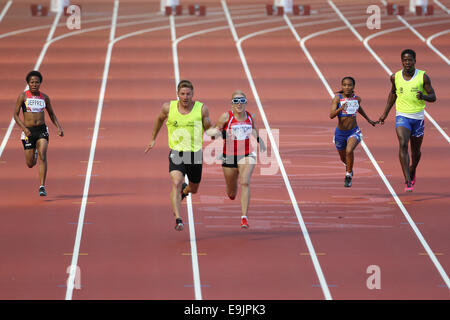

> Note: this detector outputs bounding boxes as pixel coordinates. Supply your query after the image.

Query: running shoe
[181,182,188,201]
[241,216,249,229]
[411,173,416,186]
[39,186,47,197]
[344,174,352,188]
[404,182,414,192]
[175,218,184,231]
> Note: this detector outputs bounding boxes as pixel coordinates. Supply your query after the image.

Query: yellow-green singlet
[395,69,427,114]
[166,100,203,152]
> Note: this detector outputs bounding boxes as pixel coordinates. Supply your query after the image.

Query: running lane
[256,1,449,298]
[0,1,114,299]
[173,3,328,300]
[69,1,200,299]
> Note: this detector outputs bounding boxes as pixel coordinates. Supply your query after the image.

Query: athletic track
[0,0,449,300]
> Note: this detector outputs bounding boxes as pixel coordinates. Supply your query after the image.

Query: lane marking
[285,11,450,290]
[222,0,332,301]
[170,14,202,301]
[0,0,12,23]
[434,0,450,14]
[426,29,450,65]
[65,0,119,301]
[379,0,450,65]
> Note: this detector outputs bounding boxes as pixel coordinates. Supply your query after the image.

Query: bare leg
[222,166,239,200]
[396,126,412,183]
[345,137,360,174]
[237,156,256,217]
[169,170,185,219]
[409,135,423,181]
[36,139,48,186]
[24,148,37,169]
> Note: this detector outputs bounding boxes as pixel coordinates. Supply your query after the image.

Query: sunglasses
[232,97,247,104]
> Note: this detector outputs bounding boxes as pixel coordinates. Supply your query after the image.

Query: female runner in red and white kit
[210,90,266,229]
[13,71,64,196]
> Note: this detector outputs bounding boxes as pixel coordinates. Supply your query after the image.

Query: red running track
[0,0,448,300]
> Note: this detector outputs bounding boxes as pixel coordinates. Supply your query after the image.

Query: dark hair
[336,76,355,94]
[177,79,193,92]
[26,70,43,83]
[401,49,416,60]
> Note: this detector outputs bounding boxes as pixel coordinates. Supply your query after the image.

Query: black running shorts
[221,152,256,168]
[21,124,49,150]
[169,149,203,184]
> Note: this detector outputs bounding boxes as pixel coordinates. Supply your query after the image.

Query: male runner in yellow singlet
[379,49,436,192]
[145,80,214,231]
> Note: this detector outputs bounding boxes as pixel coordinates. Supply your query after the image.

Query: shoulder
[332,94,340,103]
[161,102,171,114]
[248,111,256,120]
[355,95,362,103]
[41,92,50,101]
[200,102,210,115]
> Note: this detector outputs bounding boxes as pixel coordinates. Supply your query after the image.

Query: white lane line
[427,29,450,65]
[0,9,63,159]
[65,0,119,301]
[434,0,450,14]
[379,0,450,65]
[328,0,450,144]
[286,15,450,291]
[0,0,12,22]
[222,0,332,300]
[169,14,202,301]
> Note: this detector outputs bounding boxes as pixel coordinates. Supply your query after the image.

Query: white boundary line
[285,14,450,290]
[379,0,450,66]
[65,0,119,300]
[0,9,63,159]
[434,0,450,14]
[221,0,332,300]
[169,14,203,301]
[0,0,12,22]
[427,29,450,65]
[328,0,450,144]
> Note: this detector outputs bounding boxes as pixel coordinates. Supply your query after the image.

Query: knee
[26,161,35,168]
[240,181,250,188]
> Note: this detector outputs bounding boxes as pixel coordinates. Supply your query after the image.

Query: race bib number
[343,99,359,115]
[230,123,252,140]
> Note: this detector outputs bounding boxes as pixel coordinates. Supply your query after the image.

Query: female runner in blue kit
[330,77,377,187]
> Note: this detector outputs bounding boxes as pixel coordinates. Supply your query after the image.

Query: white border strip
[0,0,12,22]
[170,14,203,301]
[65,0,119,300]
[222,0,332,300]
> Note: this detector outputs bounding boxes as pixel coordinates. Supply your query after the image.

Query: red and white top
[222,110,254,156]
[21,90,46,113]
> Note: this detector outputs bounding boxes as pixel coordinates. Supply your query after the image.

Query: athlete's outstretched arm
[379,74,397,124]
[250,112,266,152]
[206,111,229,138]
[13,93,30,136]
[144,102,169,153]
[356,97,377,126]
[44,94,64,136]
